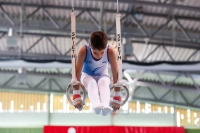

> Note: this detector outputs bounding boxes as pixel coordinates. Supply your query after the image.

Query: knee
[98,77,110,85]
[89,80,97,86]
[84,78,97,88]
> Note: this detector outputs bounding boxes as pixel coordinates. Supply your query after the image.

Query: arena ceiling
[0,0,200,110]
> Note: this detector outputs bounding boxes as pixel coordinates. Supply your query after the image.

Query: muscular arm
[109,46,121,111]
[108,46,120,92]
[74,46,86,90]
[72,46,86,109]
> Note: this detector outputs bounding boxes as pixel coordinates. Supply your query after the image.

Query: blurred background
[0,0,200,133]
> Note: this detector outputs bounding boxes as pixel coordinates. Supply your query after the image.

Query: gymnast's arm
[74,46,86,88]
[72,46,86,108]
[108,46,120,91]
[108,46,121,111]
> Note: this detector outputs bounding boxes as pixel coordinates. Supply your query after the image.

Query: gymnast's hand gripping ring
[110,81,129,106]
[66,80,87,111]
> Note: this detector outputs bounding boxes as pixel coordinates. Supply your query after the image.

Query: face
[89,44,105,60]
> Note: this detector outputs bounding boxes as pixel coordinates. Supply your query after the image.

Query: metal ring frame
[66,81,87,111]
[110,83,129,106]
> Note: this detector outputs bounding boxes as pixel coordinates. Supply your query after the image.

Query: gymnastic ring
[66,81,87,111]
[110,84,129,106]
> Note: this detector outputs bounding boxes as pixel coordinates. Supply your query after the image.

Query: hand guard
[111,96,122,111]
[73,94,84,111]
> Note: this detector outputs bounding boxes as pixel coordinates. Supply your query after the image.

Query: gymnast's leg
[81,74,102,114]
[98,76,113,116]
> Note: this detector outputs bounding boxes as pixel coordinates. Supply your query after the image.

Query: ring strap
[116,13,122,82]
[71,11,76,80]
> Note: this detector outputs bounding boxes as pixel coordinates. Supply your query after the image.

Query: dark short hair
[89,31,108,50]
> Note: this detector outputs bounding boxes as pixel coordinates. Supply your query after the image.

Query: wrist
[114,91,121,96]
[73,90,80,94]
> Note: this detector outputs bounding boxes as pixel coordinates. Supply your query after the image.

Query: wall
[0,113,48,127]
[0,112,175,127]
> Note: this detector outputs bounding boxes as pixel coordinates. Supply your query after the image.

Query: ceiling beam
[0,51,71,60]
[1,70,200,94]
[0,69,71,78]
[92,0,200,12]
[0,25,199,50]
[132,40,200,49]
[136,81,200,94]
[0,86,65,93]
[0,2,199,21]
